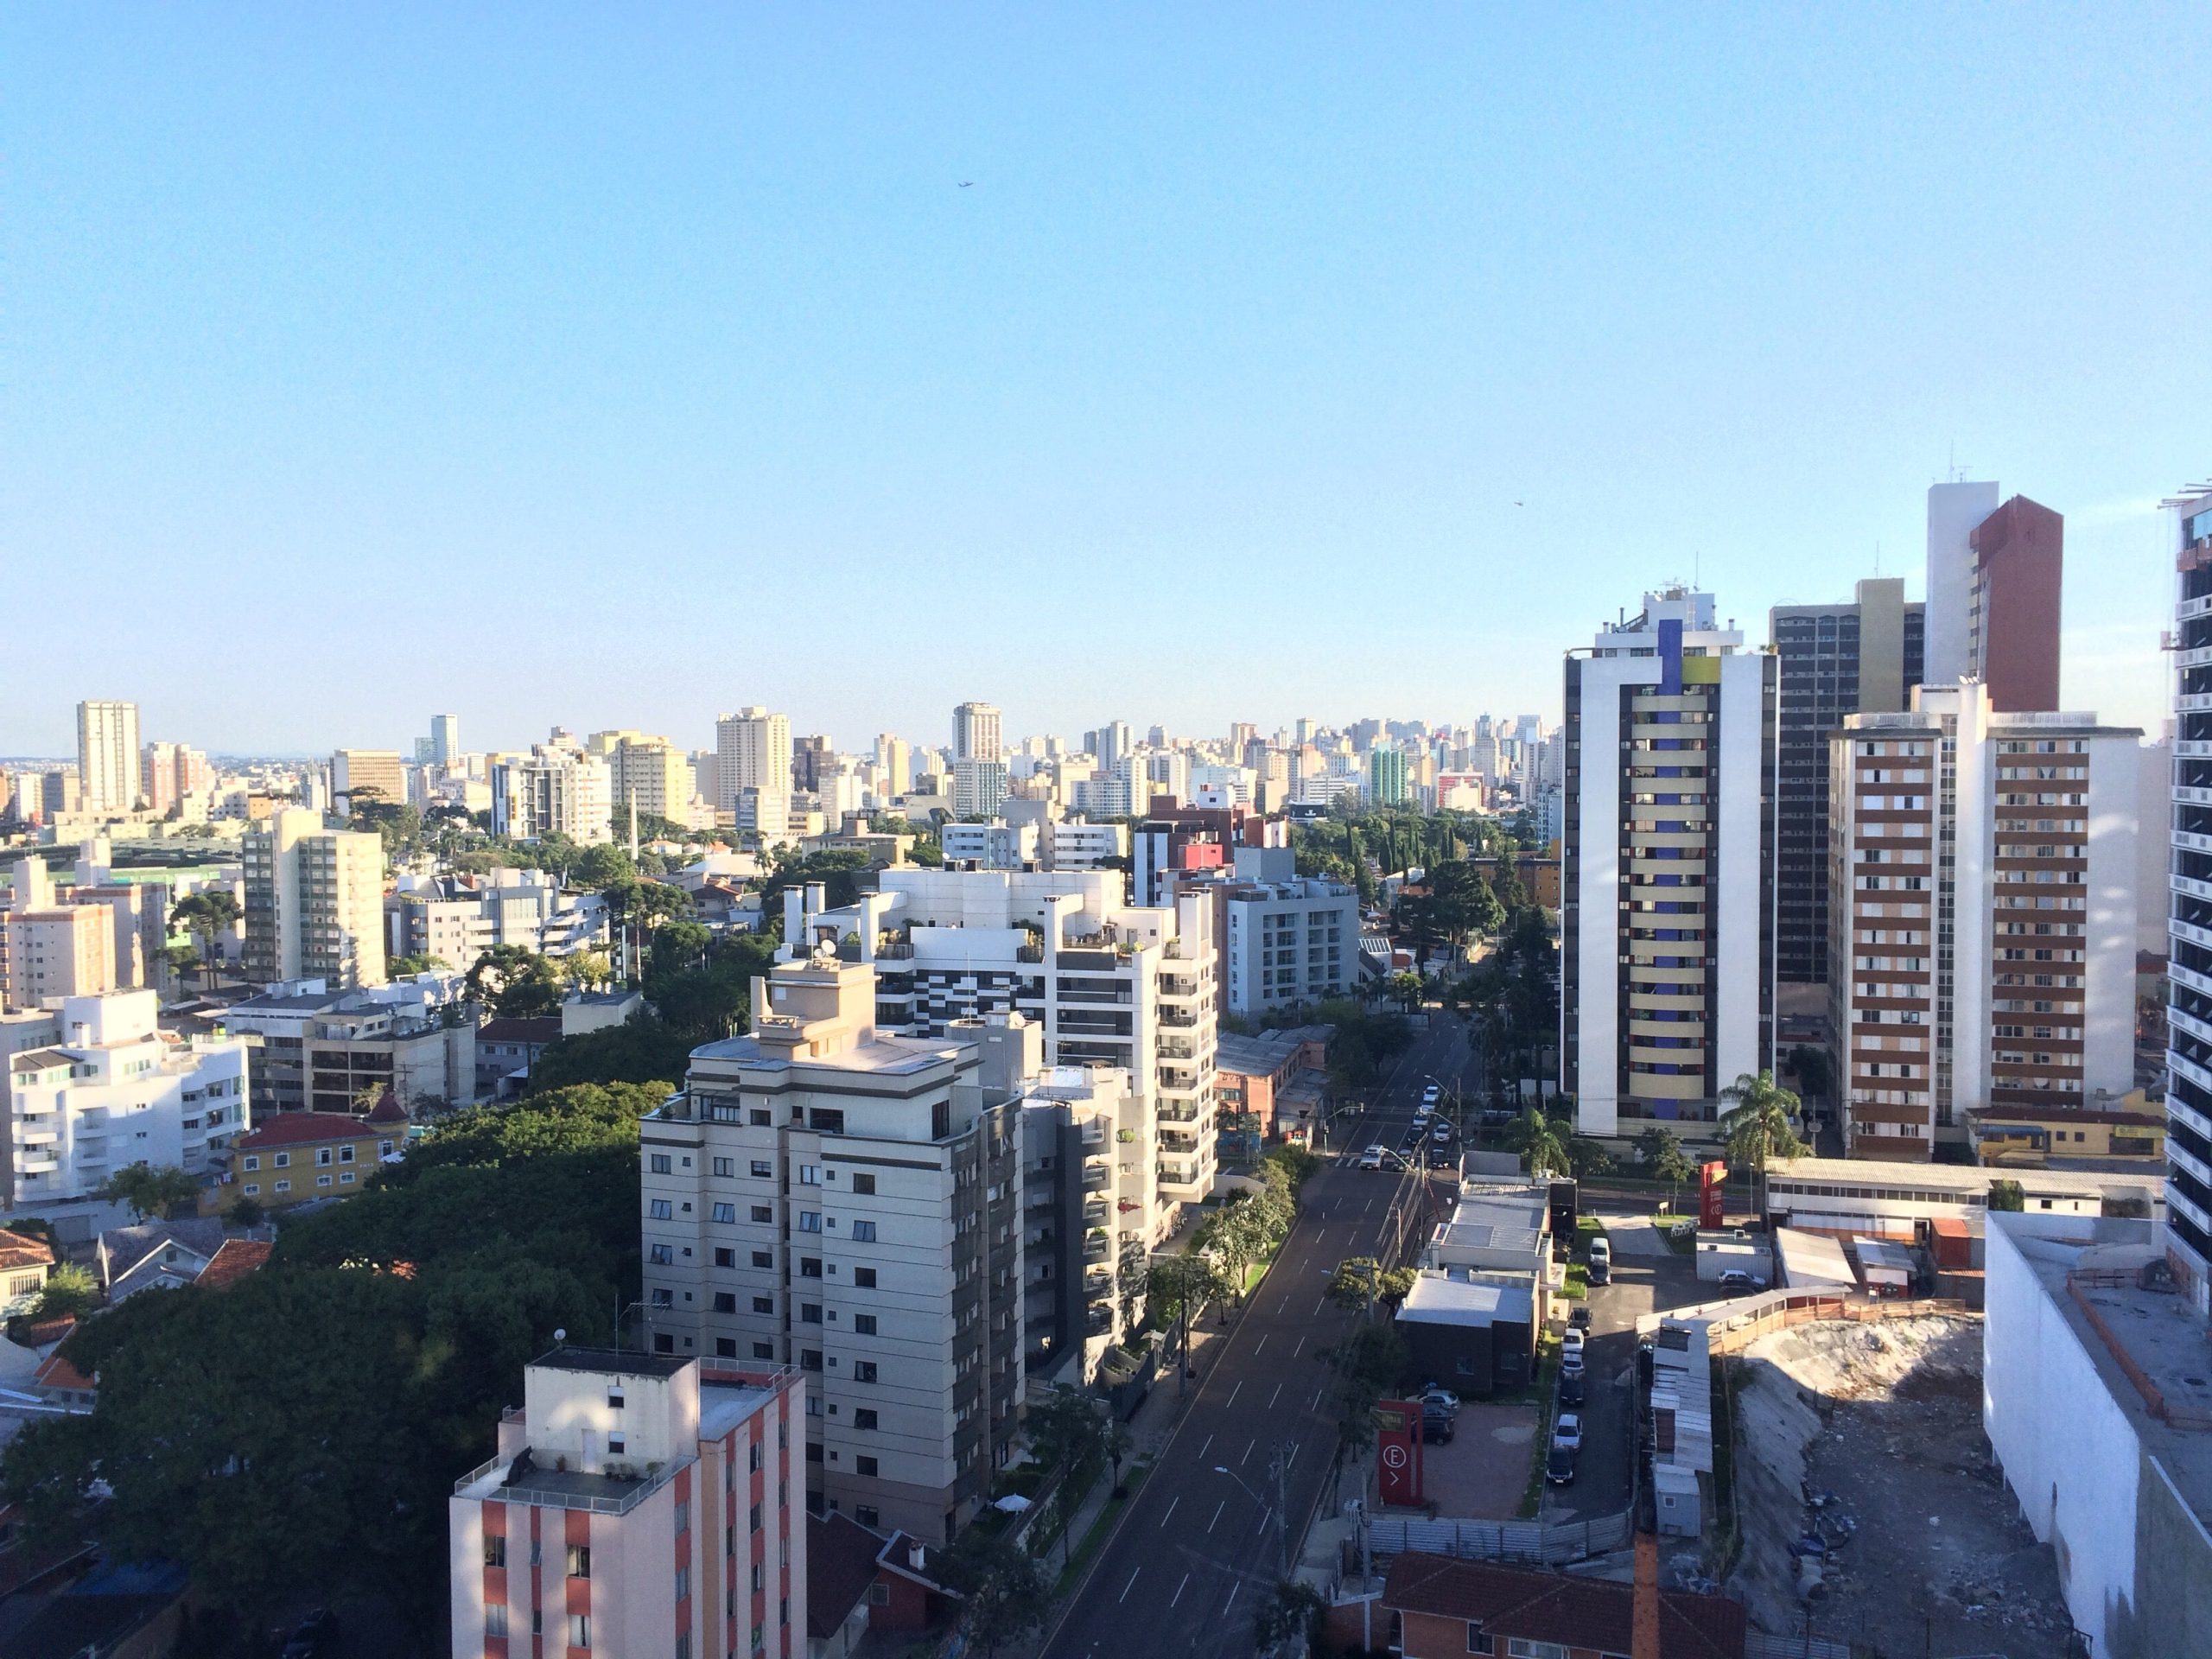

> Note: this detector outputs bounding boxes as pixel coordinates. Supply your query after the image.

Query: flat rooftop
[1767,1155,2164,1202]
[532,1346,689,1378]
[688,1029,964,1075]
[1398,1270,1535,1326]
[2008,1220,2212,1527]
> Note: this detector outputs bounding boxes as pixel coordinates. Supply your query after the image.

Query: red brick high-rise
[1967,495,2064,712]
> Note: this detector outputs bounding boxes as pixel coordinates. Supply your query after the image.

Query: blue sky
[7,5,2203,758]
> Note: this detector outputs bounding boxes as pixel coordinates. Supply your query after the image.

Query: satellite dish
[554,1328,567,1344]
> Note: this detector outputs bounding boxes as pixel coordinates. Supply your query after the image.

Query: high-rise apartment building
[492,747,614,843]
[449,1350,805,1659]
[641,961,1025,1541]
[1368,742,1409,807]
[874,735,912,799]
[243,808,388,988]
[2,903,116,1011]
[1770,578,1926,986]
[718,709,793,815]
[1830,683,2139,1160]
[140,741,214,817]
[76,701,141,815]
[1923,480,2064,712]
[2164,488,2212,1306]
[951,702,1001,766]
[590,732,694,827]
[331,749,406,815]
[791,734,833,797]
[1562,588,1777,1136]
[429,714,461,767]
[950,760,1009,820]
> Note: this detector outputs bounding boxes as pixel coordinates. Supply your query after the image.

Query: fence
[1743,1631,1853,1659]
[1360,1509,1632,1567]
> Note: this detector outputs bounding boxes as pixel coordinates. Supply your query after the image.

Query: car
[1587,1256,1611,1287]
[1560,1348,1586,1381]
[1588,1237,1611,1268]
[1718,1269,1769,1295]
[1551,1412,1584,1452]
[1431,1122,1453,1141]
[1422,1084,1441,1103]
[1421,1409,1455,1445]
[1560,1327,1586,1358]
[1545,1443,1579,1484]
[1558,1369,1586,1406]
[1416,1384,1460,1414]
[281,1611,337,1659]
[1568,1304,1592,1331]
[1358,1147,1385,1170]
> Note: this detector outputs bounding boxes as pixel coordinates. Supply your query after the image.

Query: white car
[1560,1327,1586,1359]
[1416,1384,1460,1414]
[1551,1412,1584,1452]
[1421,1084,1441,1104]
[1358,1147,1386,1170]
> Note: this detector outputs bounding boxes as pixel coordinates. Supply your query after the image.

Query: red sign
[1374,1399,1425,1507]
[1699,1160,1727,1230]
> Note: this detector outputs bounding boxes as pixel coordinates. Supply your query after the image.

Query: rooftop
[531,1344,689,1379]
[688,1028,964,1077]
[477,1016,563,1044]
[237,1112,387,1149]
[1397,1269,1535,1326]
[1967,1104,2164,1128]
[1383,1550,1745,1659]
[1766,1154,2164,1203]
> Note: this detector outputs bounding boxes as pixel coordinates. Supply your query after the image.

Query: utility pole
[1268,1439,1298,1580]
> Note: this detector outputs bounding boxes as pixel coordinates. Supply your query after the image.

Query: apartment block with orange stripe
[450,1349,805,1659]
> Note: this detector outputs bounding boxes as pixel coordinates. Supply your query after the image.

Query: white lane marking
[1208,1500,1226,1534]
[1159,1494,1179,1529]
[1243,1437,1256,1466]
[1364,1199,1375,1217]
[1171,1572,1191,1608]
[1226,1381,1243,1406]
[1313,1296,1327,1317]
[1197,1434,1213,1460]
[1120,1567,1141,1602]
[1312,1388,1325,1410]
[1269,1382,1282,1408]
[1294,1335,1306,1357]
[1224,1581,1241,1612]
[1254,1335,1268,1355]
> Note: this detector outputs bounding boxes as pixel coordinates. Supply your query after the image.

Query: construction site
[1725,1310,2077,1658]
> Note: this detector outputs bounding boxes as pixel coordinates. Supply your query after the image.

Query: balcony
[1082,1166,1110,1192]
[1082,1199,1109,1225]
[1083,1233,1111,1263]
[1160,1008,1197,1028]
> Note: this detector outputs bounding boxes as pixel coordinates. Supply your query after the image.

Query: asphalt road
[1039,1013,1473,1659]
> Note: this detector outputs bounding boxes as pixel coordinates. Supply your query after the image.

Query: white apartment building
[2,990,249,1211]
[492,746,614,843]
[243,808,388,989]
[739,787,797,846]
[950,760,1008,820]
[640,961,1025,1543]
[941,821,1039,870]
[1047,819,1128,872]
[951,702,1001,765]
[591,731,696,826]
[388,868,609,969]
[718,709,793,814]
[1215,846,1360,1018]
[76,701,142,816]
[2167,487,2212,1306]
[450,1350,806,1659]
[874,734,913,800]
[3,902,116,1013]
[1562,588,1777,1137]
[1830,683,2139,1160]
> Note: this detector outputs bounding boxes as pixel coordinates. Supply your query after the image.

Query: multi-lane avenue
[1038,1010,1471,1659]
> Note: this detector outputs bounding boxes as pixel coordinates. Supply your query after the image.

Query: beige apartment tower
[76,701,142,815]
[243,808,387,988]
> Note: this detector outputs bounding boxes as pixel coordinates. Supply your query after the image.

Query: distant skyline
[8,7,2202,756]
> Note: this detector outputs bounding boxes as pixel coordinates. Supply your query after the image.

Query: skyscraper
[1924,480,2064,712]
[951,702,1002,765]
[2166,486,2212,1309]
[1769,578,1925,986]
[76,700,141,814]
[243,807,387,988]
[874,734,912,798]
[715,708,792,815]
[1562,588,1777,1136]
[429,713,460,767]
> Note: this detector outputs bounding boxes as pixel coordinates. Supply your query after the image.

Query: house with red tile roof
[1382,1551,1747,1659]
[199,1106,404,1217]
[0,1227,55,1318]
[196,1238,272,1291]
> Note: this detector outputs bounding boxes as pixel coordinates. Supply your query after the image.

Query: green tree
[1427,859,1505,949]
[99,1162,202,1223]
[1719,1069,1811,1215]
[569,843,637,891]
[28,1262,98,1321]
[1252,1580,1329,1657]
[1505,1108,1572,1179]
[1635,1125,1698,1211]
[224,1195,265,1229]
[466,945,566,1019]
[387,953,451,977]
[649,920,713,976]
[1569,1136,1614,1179]
[526,1017,698,1094]
[169,890,240,991]
[1988,1179,2026,1212]
[1026,1390,1108,1564]
[940,1533,1049,1659]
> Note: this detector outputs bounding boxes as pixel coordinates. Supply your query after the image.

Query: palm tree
[1505,1107,1572,1179]
[1718,1069,1810,1217]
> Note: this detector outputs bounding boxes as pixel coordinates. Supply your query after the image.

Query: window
[274,1152,290,1168]
[675,1636,690,1659]
[810,1109,844,1134]
[753,1249,774,1268]
[650,1200,673,1220]
[339,1172,354,1184]
[339,1144,355,1163]
[485,1605,509,1637]
[714,1293,737,1313]
[652,1288,672,1307]
[676,1497,690,1534]
[274,1180,291,1193]
[850,1221,877,1243]
[801,1350,823,1372]
[713,1157,734,1177]
[750,1501,763,1532]
[798,1166,822,1185]
[244,1183,260,1197]
[852,1173,876,1195]
[607,1433,626,1455]
[855,1314,878,1337]
[800,1256,823,1277]
[1465,1627,1491,1655]
[749,1441,762,1472]
[715,1247,735,1268]
[855,1504,880,1528]
[711,1203,738,1224]
[484,1535,506,1567]
[855,1361,879,1383]
[1504,1642,1565,1659]
[569,1615,591,1649]
[753,1342,774,1359]
[855,1408,879,1430]
[868,1585,889,1607]
[855,1455,879,1478]
[651,1154,672,1173]
[751,1159,773,1178]
[751,1205,774,1223]
[650,1244,674,1265]
[317,1147,334,1166]
[674,1562,692,1602]
[315,1173,333,1188]
[244,1154,260,1172]
[753,1295,775,1314]
[568,1545,592,1579]
[716,1338,738,1357]
[798,1211,822,1233]
[855,1268,878,1288]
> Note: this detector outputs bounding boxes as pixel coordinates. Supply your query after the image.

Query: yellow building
[203,1093,409,1215]
[1967,1102,2167,1166]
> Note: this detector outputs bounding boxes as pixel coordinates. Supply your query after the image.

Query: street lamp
[1216,1444,1299,1578]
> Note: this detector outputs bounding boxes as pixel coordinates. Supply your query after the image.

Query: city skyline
[10,9,2202,754]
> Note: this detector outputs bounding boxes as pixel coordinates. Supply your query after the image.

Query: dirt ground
[1725,1316,2076,1658]
[1412,1402,1539,1519]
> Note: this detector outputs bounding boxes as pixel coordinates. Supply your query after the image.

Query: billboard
[1699,1160,1728,1230]
[1373,1399,1426,1507]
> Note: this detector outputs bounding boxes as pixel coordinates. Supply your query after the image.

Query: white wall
[1924,480,2001,688]
[2085,733,2143,1096]
[1713,654,1769,1091]
[1573,660,1624,1136]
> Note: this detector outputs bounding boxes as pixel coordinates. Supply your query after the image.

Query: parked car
[1568,1304,1592,1331]
[1560,1349,1586,1381]
[1358,1147,1385,1170]
[1718,1268,1769,1295]
[1558,1369,1586,1407]
[1545,1443,1579,1485]
[1417,1384,1460,1414]
[1551,1412,1584,1452]
[1560,1327,1586,1359]
[1421,1409,1455,1445]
